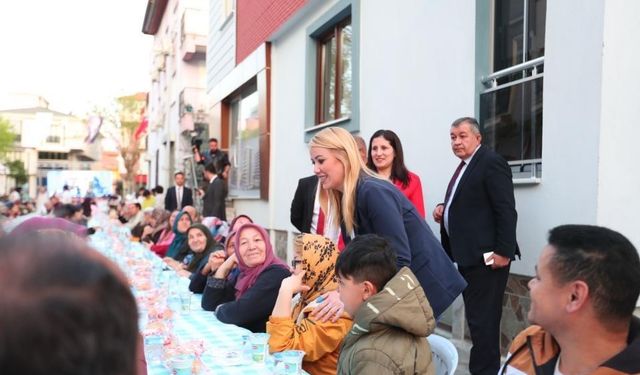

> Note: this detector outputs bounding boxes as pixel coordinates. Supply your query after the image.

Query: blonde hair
[309,127,379,234]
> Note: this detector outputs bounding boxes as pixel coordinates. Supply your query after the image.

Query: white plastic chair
[427,334,459,375]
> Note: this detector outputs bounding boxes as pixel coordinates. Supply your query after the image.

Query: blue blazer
[352,175,467,318]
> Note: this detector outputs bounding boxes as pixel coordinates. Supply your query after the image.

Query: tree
[90,94,146,195]
[115,94,147,195]
[6,160,27,185]
[0,117,17,156]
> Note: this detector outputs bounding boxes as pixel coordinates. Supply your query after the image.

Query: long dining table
[88,217,281,375]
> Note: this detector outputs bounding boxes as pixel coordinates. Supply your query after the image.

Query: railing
[481,56,544,88]
[508,158,542,183]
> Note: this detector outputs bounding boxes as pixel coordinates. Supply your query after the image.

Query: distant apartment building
[141,0,210,191]
[0,95,102,197]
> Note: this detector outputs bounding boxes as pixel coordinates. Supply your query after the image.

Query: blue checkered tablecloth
[146,299,274,374]
[87,223,307,375]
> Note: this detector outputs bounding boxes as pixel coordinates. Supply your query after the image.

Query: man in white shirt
[164,172,193,212]
[61,185,73,204]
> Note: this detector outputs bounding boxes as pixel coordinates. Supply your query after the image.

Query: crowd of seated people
[4,151,639,375]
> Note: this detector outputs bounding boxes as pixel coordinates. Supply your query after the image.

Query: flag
[134,116,148,140]
[85,115,103,144]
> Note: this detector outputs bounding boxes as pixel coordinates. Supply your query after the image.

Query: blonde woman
[308,127,466,318]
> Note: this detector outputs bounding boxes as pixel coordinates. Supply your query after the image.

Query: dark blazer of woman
[351,175,467,318]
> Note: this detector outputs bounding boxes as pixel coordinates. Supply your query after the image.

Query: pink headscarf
[233,223,288,298]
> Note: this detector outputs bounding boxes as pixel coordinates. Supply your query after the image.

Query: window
[228,80,261,198]
[46,135,61,144]
[304,0,359,139]
[179,90,187,117]
[223,0,234,19]
[14,121,22,143]
[171,31,177,77]
[180,13,187,46]
[219,0,235,30]
[479,0,546,180]
[315,18,352,124]
[38,152,68,160]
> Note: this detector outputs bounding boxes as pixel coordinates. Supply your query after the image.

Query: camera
[191,138,203,148]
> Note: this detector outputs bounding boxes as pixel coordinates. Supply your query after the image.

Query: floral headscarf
[292,233,340,318]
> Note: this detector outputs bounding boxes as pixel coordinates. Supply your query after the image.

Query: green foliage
[117,94,146,130]
[0,117,17,156]
[6,159,27,185]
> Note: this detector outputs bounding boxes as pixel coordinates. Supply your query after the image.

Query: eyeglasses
[291,259,303,268]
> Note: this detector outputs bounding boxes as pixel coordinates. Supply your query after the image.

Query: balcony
[179,87,209,133]
[180,8,207,61]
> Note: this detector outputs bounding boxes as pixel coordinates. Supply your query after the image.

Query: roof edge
[142,0,169,35]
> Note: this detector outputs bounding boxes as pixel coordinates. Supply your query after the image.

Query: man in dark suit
[164,171,193,212]
[290,175,319,233]
[200,162,227,220]
[433,117,519,375]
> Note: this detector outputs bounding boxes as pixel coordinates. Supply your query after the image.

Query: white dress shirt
[444,145,481,234]
[176,186,183,210]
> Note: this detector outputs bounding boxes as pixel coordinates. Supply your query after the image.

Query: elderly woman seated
[165,223,221,278]
[201,223,290,332]
[188,230,238,293]
[141,209,176,257]
[267,234,352,375]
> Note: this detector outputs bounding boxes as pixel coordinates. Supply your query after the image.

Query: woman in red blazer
[366,129,426,217]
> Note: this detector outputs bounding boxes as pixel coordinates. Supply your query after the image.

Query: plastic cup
[138,309,149,332]
[249,333,270,363]
[180,291,192,312]
[170,354,194,375]
[238,334,251,361]
[281,350,305,374]
[271,352,285,373]
[143,335,164,365]
[241,334,250,347]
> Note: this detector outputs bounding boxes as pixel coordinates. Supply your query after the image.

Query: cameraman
[193,138,229,172]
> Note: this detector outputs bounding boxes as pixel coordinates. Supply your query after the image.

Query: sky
[0,0,152,115]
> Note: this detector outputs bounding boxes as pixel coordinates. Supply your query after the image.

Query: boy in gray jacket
[336,234,436,375]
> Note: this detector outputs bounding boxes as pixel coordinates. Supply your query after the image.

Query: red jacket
[393,171,425,218]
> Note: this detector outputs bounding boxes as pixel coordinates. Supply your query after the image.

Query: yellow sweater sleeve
[266,315,351,361]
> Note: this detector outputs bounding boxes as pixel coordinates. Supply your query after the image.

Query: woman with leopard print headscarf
[267,233,352,375]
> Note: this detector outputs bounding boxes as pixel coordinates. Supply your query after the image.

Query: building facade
[203,0,640,352]
[142,0,210,192]
[0,98,102,197]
